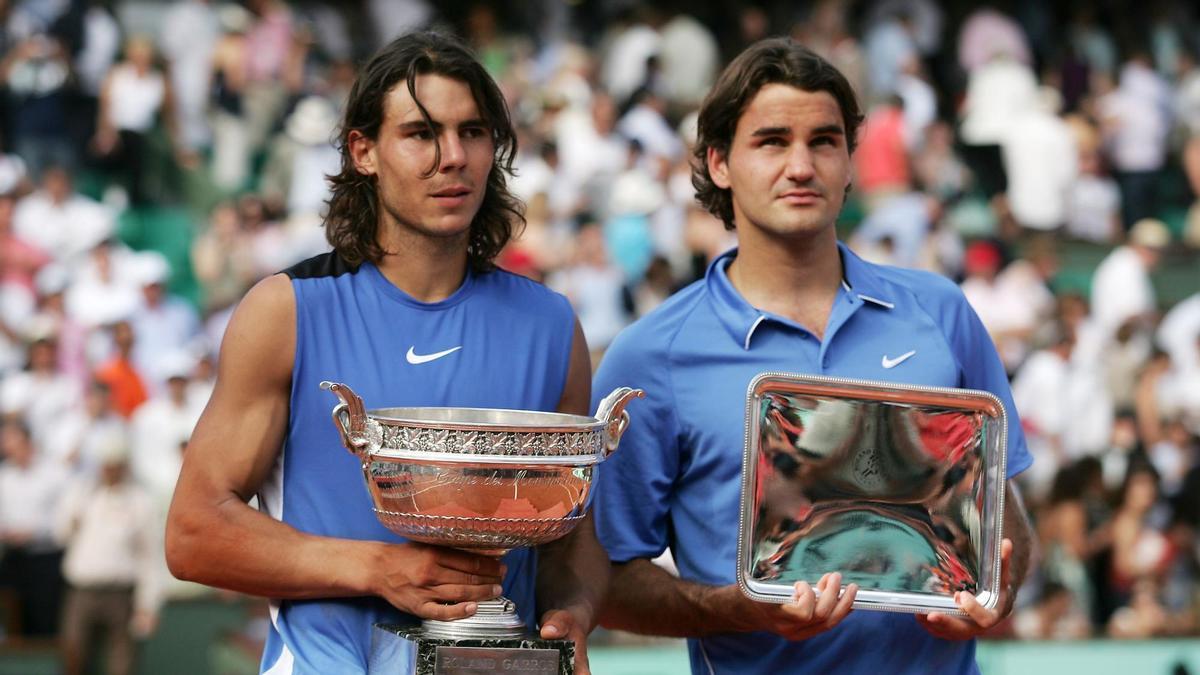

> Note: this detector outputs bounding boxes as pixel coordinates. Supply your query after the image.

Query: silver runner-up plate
[737,373,1008,615]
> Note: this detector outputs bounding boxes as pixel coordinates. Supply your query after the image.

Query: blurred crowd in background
[0,0,1198,671]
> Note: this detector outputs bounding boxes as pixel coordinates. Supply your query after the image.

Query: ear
[707,146,731,190]
[347,130,377,177]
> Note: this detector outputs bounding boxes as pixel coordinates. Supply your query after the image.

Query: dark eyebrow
[811,125,845,137]
[750,126,792,138]
[398,118,490,133]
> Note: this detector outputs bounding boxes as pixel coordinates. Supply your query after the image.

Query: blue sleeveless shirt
[258,253,576,674]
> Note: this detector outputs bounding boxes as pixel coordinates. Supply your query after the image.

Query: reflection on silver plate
[737,373,1008,615]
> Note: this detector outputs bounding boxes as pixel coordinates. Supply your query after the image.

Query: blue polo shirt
[592,244,1032,675]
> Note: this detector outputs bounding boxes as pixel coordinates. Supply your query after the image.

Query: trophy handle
[593,387,644,457]
[320,381,370,456]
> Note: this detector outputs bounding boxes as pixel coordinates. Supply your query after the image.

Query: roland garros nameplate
[435,646,559,674]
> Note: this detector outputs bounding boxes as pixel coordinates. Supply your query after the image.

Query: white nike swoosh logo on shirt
[881,350,916,369]
[405,346,462,364]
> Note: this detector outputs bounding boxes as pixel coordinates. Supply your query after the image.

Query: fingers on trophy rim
[422,600,478,621]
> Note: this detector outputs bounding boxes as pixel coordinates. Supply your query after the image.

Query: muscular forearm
[166,492,381,600]
[536,516,609,627]
[1004,481,1035,596]
[600,558,751,637]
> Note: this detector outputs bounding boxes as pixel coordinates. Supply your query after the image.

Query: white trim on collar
[744,315,767,350]
[857,294,895,309]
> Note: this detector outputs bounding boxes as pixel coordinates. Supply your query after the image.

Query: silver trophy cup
[321,381,642,674]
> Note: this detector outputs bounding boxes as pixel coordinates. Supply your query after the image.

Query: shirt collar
[705,242,896,351]
[840,241,897,309]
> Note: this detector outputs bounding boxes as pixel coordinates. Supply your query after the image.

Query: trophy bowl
[321,381,643,555]
[321,380,643,674]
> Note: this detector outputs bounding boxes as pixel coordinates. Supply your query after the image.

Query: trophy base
[368,624,574,674]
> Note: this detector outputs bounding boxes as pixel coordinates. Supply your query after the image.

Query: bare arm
[165,274,502,618]
[1003,481,1035,596]
[535,320,606,673]
[603,558,856,640]
[93,70,117,153]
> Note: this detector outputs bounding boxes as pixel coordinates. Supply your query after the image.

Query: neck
[727,225,843,337]
[373,220,471,303]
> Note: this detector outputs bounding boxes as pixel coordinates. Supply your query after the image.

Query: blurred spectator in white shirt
[958,55,1038,198]
[259,95,340,219]
[131,353,203,514]
[1,334,81,446]
[555,92,627,219]
[1066,145,1122,244]
[44,379,126,478]
[128,252,200,392]
[547,223,627,360]
[617,87,683,167]
[1002,87,1078,232]
[657,13,717,110]
[65,239,141,330]
[12,165,113,267]
[56,433,161,675]
[92,35,181,205]
[1013,324,1113,498]
[1099,54,1172,229]
[159,0,220,152]
[960,240,1040,372]
[600,9,660,106]
[1090,218,1169,340]
[1158,292,1200,375]
[71,2,119,101]
[0,419,67,636]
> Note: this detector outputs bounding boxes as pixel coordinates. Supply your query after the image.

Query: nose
[783,144,815,183]
[438,131,467,172]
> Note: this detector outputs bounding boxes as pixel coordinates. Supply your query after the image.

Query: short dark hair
[692,38,864,230]
[324,31,522,271]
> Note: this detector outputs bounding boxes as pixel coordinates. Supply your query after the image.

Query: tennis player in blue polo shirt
[592,38,1034,674]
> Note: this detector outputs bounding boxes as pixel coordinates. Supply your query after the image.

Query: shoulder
[204,274,296,401]
[221,275,295,369]
[602,280,707,369]
[865,262,968,312]
[283,251,360,281]
[476,268,574,314]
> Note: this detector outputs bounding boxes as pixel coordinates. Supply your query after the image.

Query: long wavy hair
[692,38,864,231]
[324,32,522,271]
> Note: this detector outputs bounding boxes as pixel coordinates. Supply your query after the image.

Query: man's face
[350,74,495,247]
[708,84,850,241]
